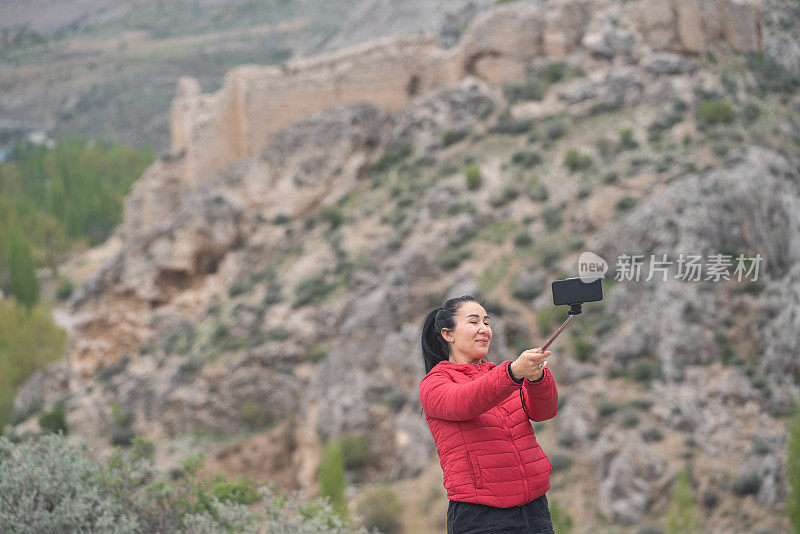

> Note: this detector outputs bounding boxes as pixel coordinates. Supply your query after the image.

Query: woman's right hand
[510,348,551,381]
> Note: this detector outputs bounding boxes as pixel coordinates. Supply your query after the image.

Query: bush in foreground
[0,433,370,533]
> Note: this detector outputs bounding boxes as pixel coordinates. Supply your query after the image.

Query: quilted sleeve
[523,367,558,422]
[419,361,521,421]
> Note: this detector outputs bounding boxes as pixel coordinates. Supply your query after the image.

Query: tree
[318,439,348,521]
[6,231,38,308]
[665,466,699,534]
[787,395,800,533]
[0,298,67,429]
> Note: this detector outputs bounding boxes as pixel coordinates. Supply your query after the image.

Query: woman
[419,295,558,534]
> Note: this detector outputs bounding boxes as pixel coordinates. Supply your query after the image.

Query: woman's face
[442,301,492,363]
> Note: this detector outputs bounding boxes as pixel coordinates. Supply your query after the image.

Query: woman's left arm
[523,367,558,422]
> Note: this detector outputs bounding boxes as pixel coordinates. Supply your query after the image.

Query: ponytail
[419,295,477,418]
[421,308,449,374]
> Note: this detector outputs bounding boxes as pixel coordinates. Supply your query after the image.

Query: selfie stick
[541,303,582,351]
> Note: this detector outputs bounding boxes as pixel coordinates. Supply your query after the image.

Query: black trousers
[446,493,555,534]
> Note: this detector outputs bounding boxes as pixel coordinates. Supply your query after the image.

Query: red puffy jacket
[419,359,558,508]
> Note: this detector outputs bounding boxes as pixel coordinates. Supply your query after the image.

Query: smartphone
[551,277,603,306]
[541,278,603,351]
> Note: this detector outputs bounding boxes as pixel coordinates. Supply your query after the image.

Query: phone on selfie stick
[541,277,603,351]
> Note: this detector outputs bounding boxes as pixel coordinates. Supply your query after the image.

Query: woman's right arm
[419,361,522,421]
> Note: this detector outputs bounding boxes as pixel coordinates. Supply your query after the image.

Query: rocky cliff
[10,0,800,532]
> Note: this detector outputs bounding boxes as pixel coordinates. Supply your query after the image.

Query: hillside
[6,0,800,532]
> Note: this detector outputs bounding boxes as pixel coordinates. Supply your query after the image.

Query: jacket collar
[435,358,494,373]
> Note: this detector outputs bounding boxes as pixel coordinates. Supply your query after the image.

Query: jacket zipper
[503,410,529,502]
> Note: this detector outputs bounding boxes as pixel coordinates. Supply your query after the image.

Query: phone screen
[551,277,603,306]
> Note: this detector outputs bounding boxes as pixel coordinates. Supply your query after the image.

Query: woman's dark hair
[419,295,479,419]
[421,295,478,374]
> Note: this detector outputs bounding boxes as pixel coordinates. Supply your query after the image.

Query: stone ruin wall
[166,0,761,202]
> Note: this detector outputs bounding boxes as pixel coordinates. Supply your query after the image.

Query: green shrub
[489,186,518,207]
[0,433,143,530]
[39,406,68,435]
[511,150,542,168]
[566,235,584,251]
[616,196,637,212]
[319,440,348,520]
[339,432,371,470]
[594,396,619,417]
[593,314,620,340]
[0,433,365,533]
[110,401,132,428]
[266,327,291,341]
[447,200,476,215]
[356,486,403,534]
[55,276,75,300]
[742,102,760,123]
[490,111,534,135]
[696,100,735,127]
[303,345,329,363]
[631,360,661,383]
[571,336,595,362]
[619,128,638,149]
[648,100,686,140]
[370,146,412,172]
[732,473,761,496]
[513,232,534,247]
[437,248,472,270]
[746,53,800,94]
[293,272,337,308]
[526,181,549,202]
[596,137,616,159]
[540,245,562,268]
[620,407,640,428]
[210,479,260,506]
[542,207,563,231]
[503,77,544,104]
[641,426,664,442]
[380,389,408,413]
[317,205,345,229]
[544,62,569,84]
[442,128,470,146]
[544,117,566,141]
[563,148,593,172]
[711,142,730,157]
[228,282,248,297]
[240,400,273,430]
[465,164,482,190]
